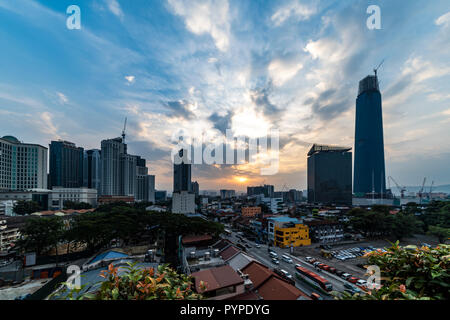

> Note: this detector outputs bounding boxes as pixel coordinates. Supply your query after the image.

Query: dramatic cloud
[271,0,317,26]
[167,0,231,51]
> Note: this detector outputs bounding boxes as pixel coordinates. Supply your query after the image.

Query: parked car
[269,251,278,259]
[310,292,323,300]
[356,279,367,286]
[341,273,351,280]
[281,255,293,264]
[344,283,361,295]
[272,258,280,265]
[348,277,359,284]
[295,263,301,268]
[305,256,313,262]
[321,265,330,271]
[329,267,337,273]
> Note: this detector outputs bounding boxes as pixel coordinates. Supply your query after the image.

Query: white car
[356,279,367,286]
[295,263,301,268]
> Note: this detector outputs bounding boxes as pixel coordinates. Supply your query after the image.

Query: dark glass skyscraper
[307,144,352,205]
[49,140,84,188]
[173,149,191,192]
[354,74,386,195]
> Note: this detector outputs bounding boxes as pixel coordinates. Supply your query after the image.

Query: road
[225,232,351,300]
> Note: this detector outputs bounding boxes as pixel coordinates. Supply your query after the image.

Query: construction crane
[428,181,434,200]
[374,59,385,77]
[418,177,427,205]
[388,176,406,199]
[121,117,127,142]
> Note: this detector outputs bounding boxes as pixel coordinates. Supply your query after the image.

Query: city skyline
[1,0,450,192]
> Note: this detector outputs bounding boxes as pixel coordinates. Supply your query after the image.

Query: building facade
[83,149,101,191]
[273,223,311,248]
[307,144,352,205]
[49,140,84,189]
[172,191,196,214]
[0,136,47,191]
[354,74,387,196]
[101,137,125,196]
[220,189,235,199]
[241,206,261,217]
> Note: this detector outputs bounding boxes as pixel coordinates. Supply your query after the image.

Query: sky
[0,0,449,193]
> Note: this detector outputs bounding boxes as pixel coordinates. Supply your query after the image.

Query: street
[225,231,351,300]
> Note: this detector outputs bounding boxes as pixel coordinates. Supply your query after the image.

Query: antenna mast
[122,117,127,143]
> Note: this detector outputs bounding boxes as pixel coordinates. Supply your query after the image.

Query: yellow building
[274,223,311,248]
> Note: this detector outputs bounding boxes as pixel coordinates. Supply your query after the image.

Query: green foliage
[339,242,450,300]
[63,201,92,210]
[347,207,422,240]
[16,216,65,255]
[427,226,450,244]
[13,200,42,215]
[55,263,202,300]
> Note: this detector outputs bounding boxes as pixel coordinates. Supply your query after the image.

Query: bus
[295,266,333,293]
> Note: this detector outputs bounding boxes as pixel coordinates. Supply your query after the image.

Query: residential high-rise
[247,185,274,198]
[101,137,126,196]
[49,140,84,188]
[136,156,155,203]
[120,153,137,196]
[354,73,386,196]
[0,136,47,191]
[307,144,352,205]
[83,149,101,191]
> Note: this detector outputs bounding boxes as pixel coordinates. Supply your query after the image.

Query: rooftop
[307,144,352,156]
[191,265,244,293]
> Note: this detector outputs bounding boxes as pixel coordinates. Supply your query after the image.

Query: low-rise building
[241,206,261,217]
[172,191,196,214]
[273,222,311,248]
[191,265,245,300]
[304,219,344,243]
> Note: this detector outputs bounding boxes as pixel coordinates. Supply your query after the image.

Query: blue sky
[0,0,449,192]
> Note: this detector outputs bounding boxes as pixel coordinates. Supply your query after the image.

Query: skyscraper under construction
[354,72,386,196]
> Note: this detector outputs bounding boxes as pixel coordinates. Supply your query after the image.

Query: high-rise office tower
[49,140,84,188]
[173,149,191,193]
[135,156,155,203]
[307,144,352,205]
[83,149,101,191]
[101,137,125,196]
[172,149,195,214]
[192,181,199,197]
[0,136,48,191]
[354,73,387,195]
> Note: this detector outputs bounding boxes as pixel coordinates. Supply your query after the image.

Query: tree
[16,216,64,257]
[427,226,450,243]
[13,200,42,215]
[63,201,92,210]
[54,263,203,300]
[338,242,450,300]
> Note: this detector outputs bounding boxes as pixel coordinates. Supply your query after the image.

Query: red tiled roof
[220,245,240,261]
[191,265,244,293]
[182,234,213,245]
[241,261,310,300]
[241,261,274,288]
[258,276,309,300]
